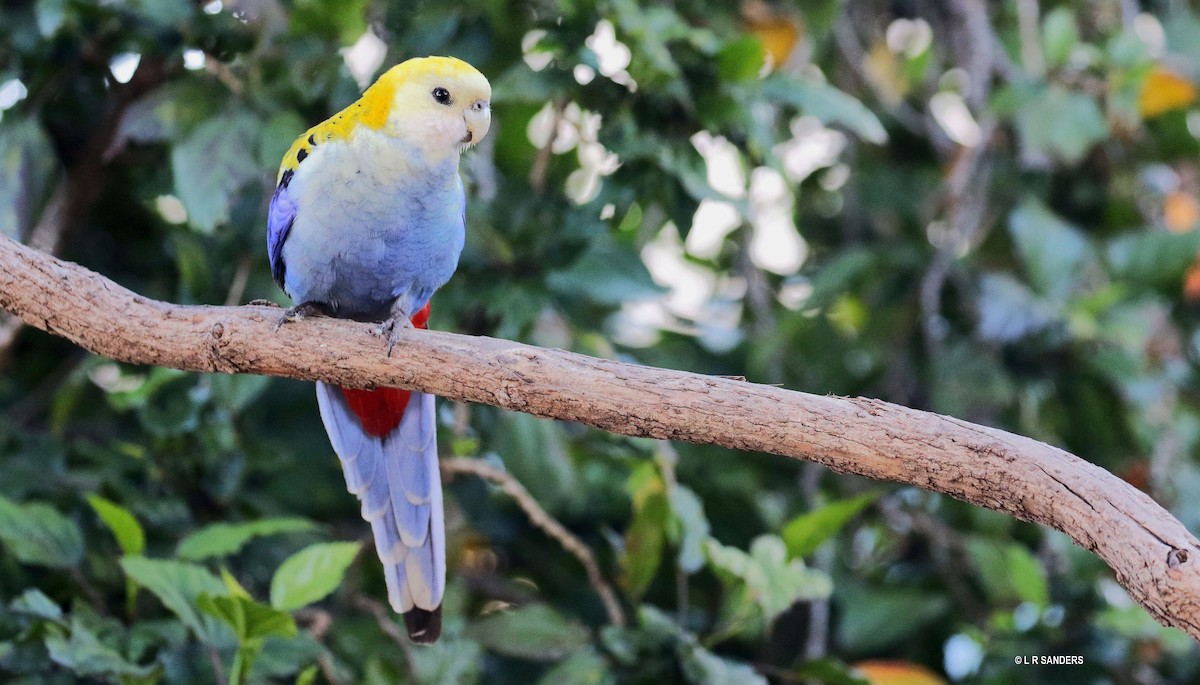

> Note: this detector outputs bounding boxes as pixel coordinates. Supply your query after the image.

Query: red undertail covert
[338,302,431,436]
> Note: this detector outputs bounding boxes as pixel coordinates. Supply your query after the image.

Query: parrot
[265,56,491,643]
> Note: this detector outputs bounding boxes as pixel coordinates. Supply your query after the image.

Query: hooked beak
[462,98,491,149]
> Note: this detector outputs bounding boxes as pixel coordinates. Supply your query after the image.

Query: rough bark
[1,233,1198,640]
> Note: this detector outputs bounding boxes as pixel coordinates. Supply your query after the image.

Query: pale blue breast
[280,129,466,319]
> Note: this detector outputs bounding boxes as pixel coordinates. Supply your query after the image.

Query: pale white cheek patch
[408,115,468,152]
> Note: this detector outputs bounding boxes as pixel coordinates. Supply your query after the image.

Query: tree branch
[441,457,626,627]
[2,233,1199,640]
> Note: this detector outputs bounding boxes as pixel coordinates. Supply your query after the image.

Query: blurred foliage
[2,0,1200,683]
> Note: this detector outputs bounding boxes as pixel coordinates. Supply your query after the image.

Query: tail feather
[386,419,432,547]
[404,607,443,645]
[316,386,389,519]
[315,390,373,495]
[316,381,445,641]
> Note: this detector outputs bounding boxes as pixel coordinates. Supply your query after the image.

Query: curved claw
[274,301,330,332]
[377,295,421,357]
[379,316,415,357]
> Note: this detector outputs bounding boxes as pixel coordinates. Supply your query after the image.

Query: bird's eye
[432,87,452,105]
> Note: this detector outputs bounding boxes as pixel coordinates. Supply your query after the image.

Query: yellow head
[368,56,492,156]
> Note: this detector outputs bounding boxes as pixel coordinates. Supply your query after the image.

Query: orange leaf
[853,660,948,685]
[1184,256,1200,303]
[1139,66,1197,118]
[1164,192,1200,233]
[742,0,800,66]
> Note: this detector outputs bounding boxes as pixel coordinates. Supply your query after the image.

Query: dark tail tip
[404,606,443,644]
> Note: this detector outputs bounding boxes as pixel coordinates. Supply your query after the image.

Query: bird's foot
[274,301,330,332]
[376,315,414,357]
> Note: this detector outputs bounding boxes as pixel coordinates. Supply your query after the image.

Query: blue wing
[267,169,298,293]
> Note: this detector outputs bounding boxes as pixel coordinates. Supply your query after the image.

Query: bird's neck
[358,128,460,181]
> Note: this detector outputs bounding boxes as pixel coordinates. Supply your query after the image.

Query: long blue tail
[315,381,445,642]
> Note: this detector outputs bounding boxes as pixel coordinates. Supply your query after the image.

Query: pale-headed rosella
[267,56,491,643]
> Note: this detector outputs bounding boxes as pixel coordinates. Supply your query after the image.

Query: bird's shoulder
[275,79,401,184]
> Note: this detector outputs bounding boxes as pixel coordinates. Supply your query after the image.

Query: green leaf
[1107,28,1153,70]
[491,65,558,104]
[177,517,319,560]
[0,495,84,568]
[743,536,832,616]
[1007,199,1091,301]
[220,566,253,599]
[780,658,871,685]
[102,365,186,410]
[86,494,145,556]
[197,593,297,642]
[547,238,662,305]
[1096,602,1195,656]
[124,0,192,26]
[929,339,1016,417]
[613,1,687,95]
[716,36,766,82]
[836,585,949,651]
[269,541,361,611]
[9,588,65,624]
[781,493,877,559]
[35,0,67,36]
[113,80,223,147]
[653,138,721,204]
[976,273,1058,343]
[706,536,832,622]
[1006,544,1050,608]
[45,617,159,681]
[679,643,768,685]
[966,538,1049,607]
[1015,86,1106,164]
[536,648,614,685]
[136,374,203,438]
[170,110,262,232]
[1106,229,1200,290]
[296,665,319,685]
[251,634,326,681]
[209,373,272,414]
[494,412,580,514]
[804,248,876,309]
[0,117,58,241]
[467,604,591,661]
[621,464,669,600]
[636,603,687,643]
[259,111,308,169]
[290,0,369,44]
[600,624,641,666]
[668,484,710,574]
[120,556,232,647]
[408,631,483,685]
[1164,6,1200,66]
[1042,7,1079,69]
[762,77,887,144]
